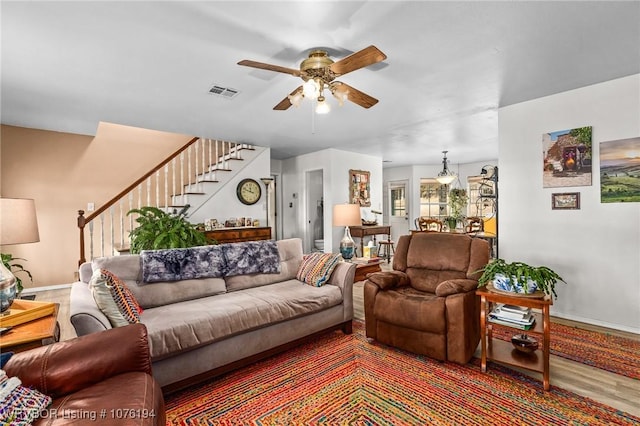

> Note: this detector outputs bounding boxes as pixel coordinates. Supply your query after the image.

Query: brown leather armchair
[3,323,165,425]
[364,232,489,364]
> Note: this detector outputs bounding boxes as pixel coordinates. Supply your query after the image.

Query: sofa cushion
[373,287,446,334]
[92,255,227,309]
[89,269,143,327]
[140,245,226,282]
[296,253,342,287]
[222,240,280,277]
[38,372,163,426]
[141,280,342,359]
[225,238,303,292]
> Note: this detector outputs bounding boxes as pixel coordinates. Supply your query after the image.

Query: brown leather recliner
[364,232,489,364]
[3,323,165,425]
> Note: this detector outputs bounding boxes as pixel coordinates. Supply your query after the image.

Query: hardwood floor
[26,273,640,417]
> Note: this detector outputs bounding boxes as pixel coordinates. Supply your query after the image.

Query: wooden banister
[77,136,201,265]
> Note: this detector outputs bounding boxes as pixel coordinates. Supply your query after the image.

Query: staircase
[77,138,261,265]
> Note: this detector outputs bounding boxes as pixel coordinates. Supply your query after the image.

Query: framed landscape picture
[600,137,640,203]
[542,126,592,188]
[349,169,371,206]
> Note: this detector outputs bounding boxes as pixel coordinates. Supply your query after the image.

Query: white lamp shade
[0,198,40,245]
[435,174,457,185]
[333,203,361,227]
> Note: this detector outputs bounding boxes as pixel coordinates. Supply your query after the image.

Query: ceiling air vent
[208,85,239,99]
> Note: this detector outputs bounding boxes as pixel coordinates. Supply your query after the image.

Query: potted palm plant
[476,258,566,299]
[127,205,213,254]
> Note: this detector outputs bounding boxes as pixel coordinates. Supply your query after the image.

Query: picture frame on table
[551,192,580,210]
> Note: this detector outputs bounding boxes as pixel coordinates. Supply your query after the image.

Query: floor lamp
[1,198,40,313]
[260,177,274,229]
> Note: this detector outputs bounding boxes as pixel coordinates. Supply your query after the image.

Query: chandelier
[435,150,457,185]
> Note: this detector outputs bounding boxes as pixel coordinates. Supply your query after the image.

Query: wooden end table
[0,303,60,353]
[353,261,383,282]
[476,288,552,391]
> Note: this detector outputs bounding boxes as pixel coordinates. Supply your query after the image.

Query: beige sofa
[70,238,355,393]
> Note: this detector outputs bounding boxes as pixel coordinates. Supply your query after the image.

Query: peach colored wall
[1,123,192,287]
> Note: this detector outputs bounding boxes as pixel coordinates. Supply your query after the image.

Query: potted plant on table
[127,205,213,254]
[1,253,33,295]
[447,188,468,230]
[476,258,566,299]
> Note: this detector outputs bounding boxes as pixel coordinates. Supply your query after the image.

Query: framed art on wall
[349,169,371,207]
[551,192,580,210]
[600,137,640,203]
[542,126,592,188]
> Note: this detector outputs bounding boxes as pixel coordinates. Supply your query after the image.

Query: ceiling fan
[238,45,387,112]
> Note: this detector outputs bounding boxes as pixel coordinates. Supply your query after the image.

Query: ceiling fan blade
[329,45,387,76]
[334,82,379,109]
[238,60,302,77]
[273,86,303,110]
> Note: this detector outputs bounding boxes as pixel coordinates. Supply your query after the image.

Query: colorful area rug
[165,322,640,425]
[492,322,640,380]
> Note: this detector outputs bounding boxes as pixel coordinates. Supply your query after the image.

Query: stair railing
[77,137,250,265]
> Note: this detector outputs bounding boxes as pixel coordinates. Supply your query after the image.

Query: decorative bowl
[511,334,539,353]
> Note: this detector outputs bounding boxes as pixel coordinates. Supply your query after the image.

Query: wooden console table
[204,227,271,244]
[477,287,552,391]
[349,225,391,257]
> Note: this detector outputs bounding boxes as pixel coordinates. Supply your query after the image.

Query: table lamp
[0,198,40,313]
[333,203,361,261]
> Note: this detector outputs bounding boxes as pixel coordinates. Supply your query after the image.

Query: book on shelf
[498,304,530,314]
[493,305,532,321]
[487,313,536,330]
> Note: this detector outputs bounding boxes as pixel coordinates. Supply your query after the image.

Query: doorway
[388,180,410,243]
[306,169,324,253]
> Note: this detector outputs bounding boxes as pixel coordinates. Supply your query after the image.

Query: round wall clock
[236,178,262,205]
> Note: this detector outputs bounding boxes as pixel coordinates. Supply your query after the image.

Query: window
[390,185,406,217]
[419,179,447,218]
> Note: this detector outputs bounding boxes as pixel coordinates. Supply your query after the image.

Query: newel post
[77,210,86,266]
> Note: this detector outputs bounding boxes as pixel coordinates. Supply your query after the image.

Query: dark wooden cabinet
[205,227,271,244]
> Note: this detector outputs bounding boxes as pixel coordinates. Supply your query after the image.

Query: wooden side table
[353,261,383,282]
[476,288,552,391]
[0,304,60,353]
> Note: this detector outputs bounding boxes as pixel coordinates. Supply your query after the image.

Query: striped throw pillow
[296,253,342,287]
[90,269,143,327]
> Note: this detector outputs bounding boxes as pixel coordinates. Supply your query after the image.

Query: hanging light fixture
[315,95,330,114]
[435,150,457,185]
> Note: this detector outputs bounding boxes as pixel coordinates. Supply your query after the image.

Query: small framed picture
[552,192,580,210]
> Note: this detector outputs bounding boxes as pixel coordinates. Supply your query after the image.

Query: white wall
[499,74,640,333]
[281,148,383,253]
[189,148,272,226]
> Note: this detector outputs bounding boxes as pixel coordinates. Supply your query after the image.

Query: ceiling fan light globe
[316,99,330,114]
[303,79,320,99]
[288,91,303,107]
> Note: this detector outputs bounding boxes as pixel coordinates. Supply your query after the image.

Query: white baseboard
[22,283,73,293]
[553,312,640,335]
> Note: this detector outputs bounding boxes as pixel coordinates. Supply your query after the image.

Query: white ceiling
[2,1,639,167]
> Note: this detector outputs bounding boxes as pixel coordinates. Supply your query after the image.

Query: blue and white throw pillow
[223,240,281,277]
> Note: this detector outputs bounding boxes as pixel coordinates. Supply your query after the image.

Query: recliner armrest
[4,323,152,398]
[365,271,409,290]
[435,279,479,297]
